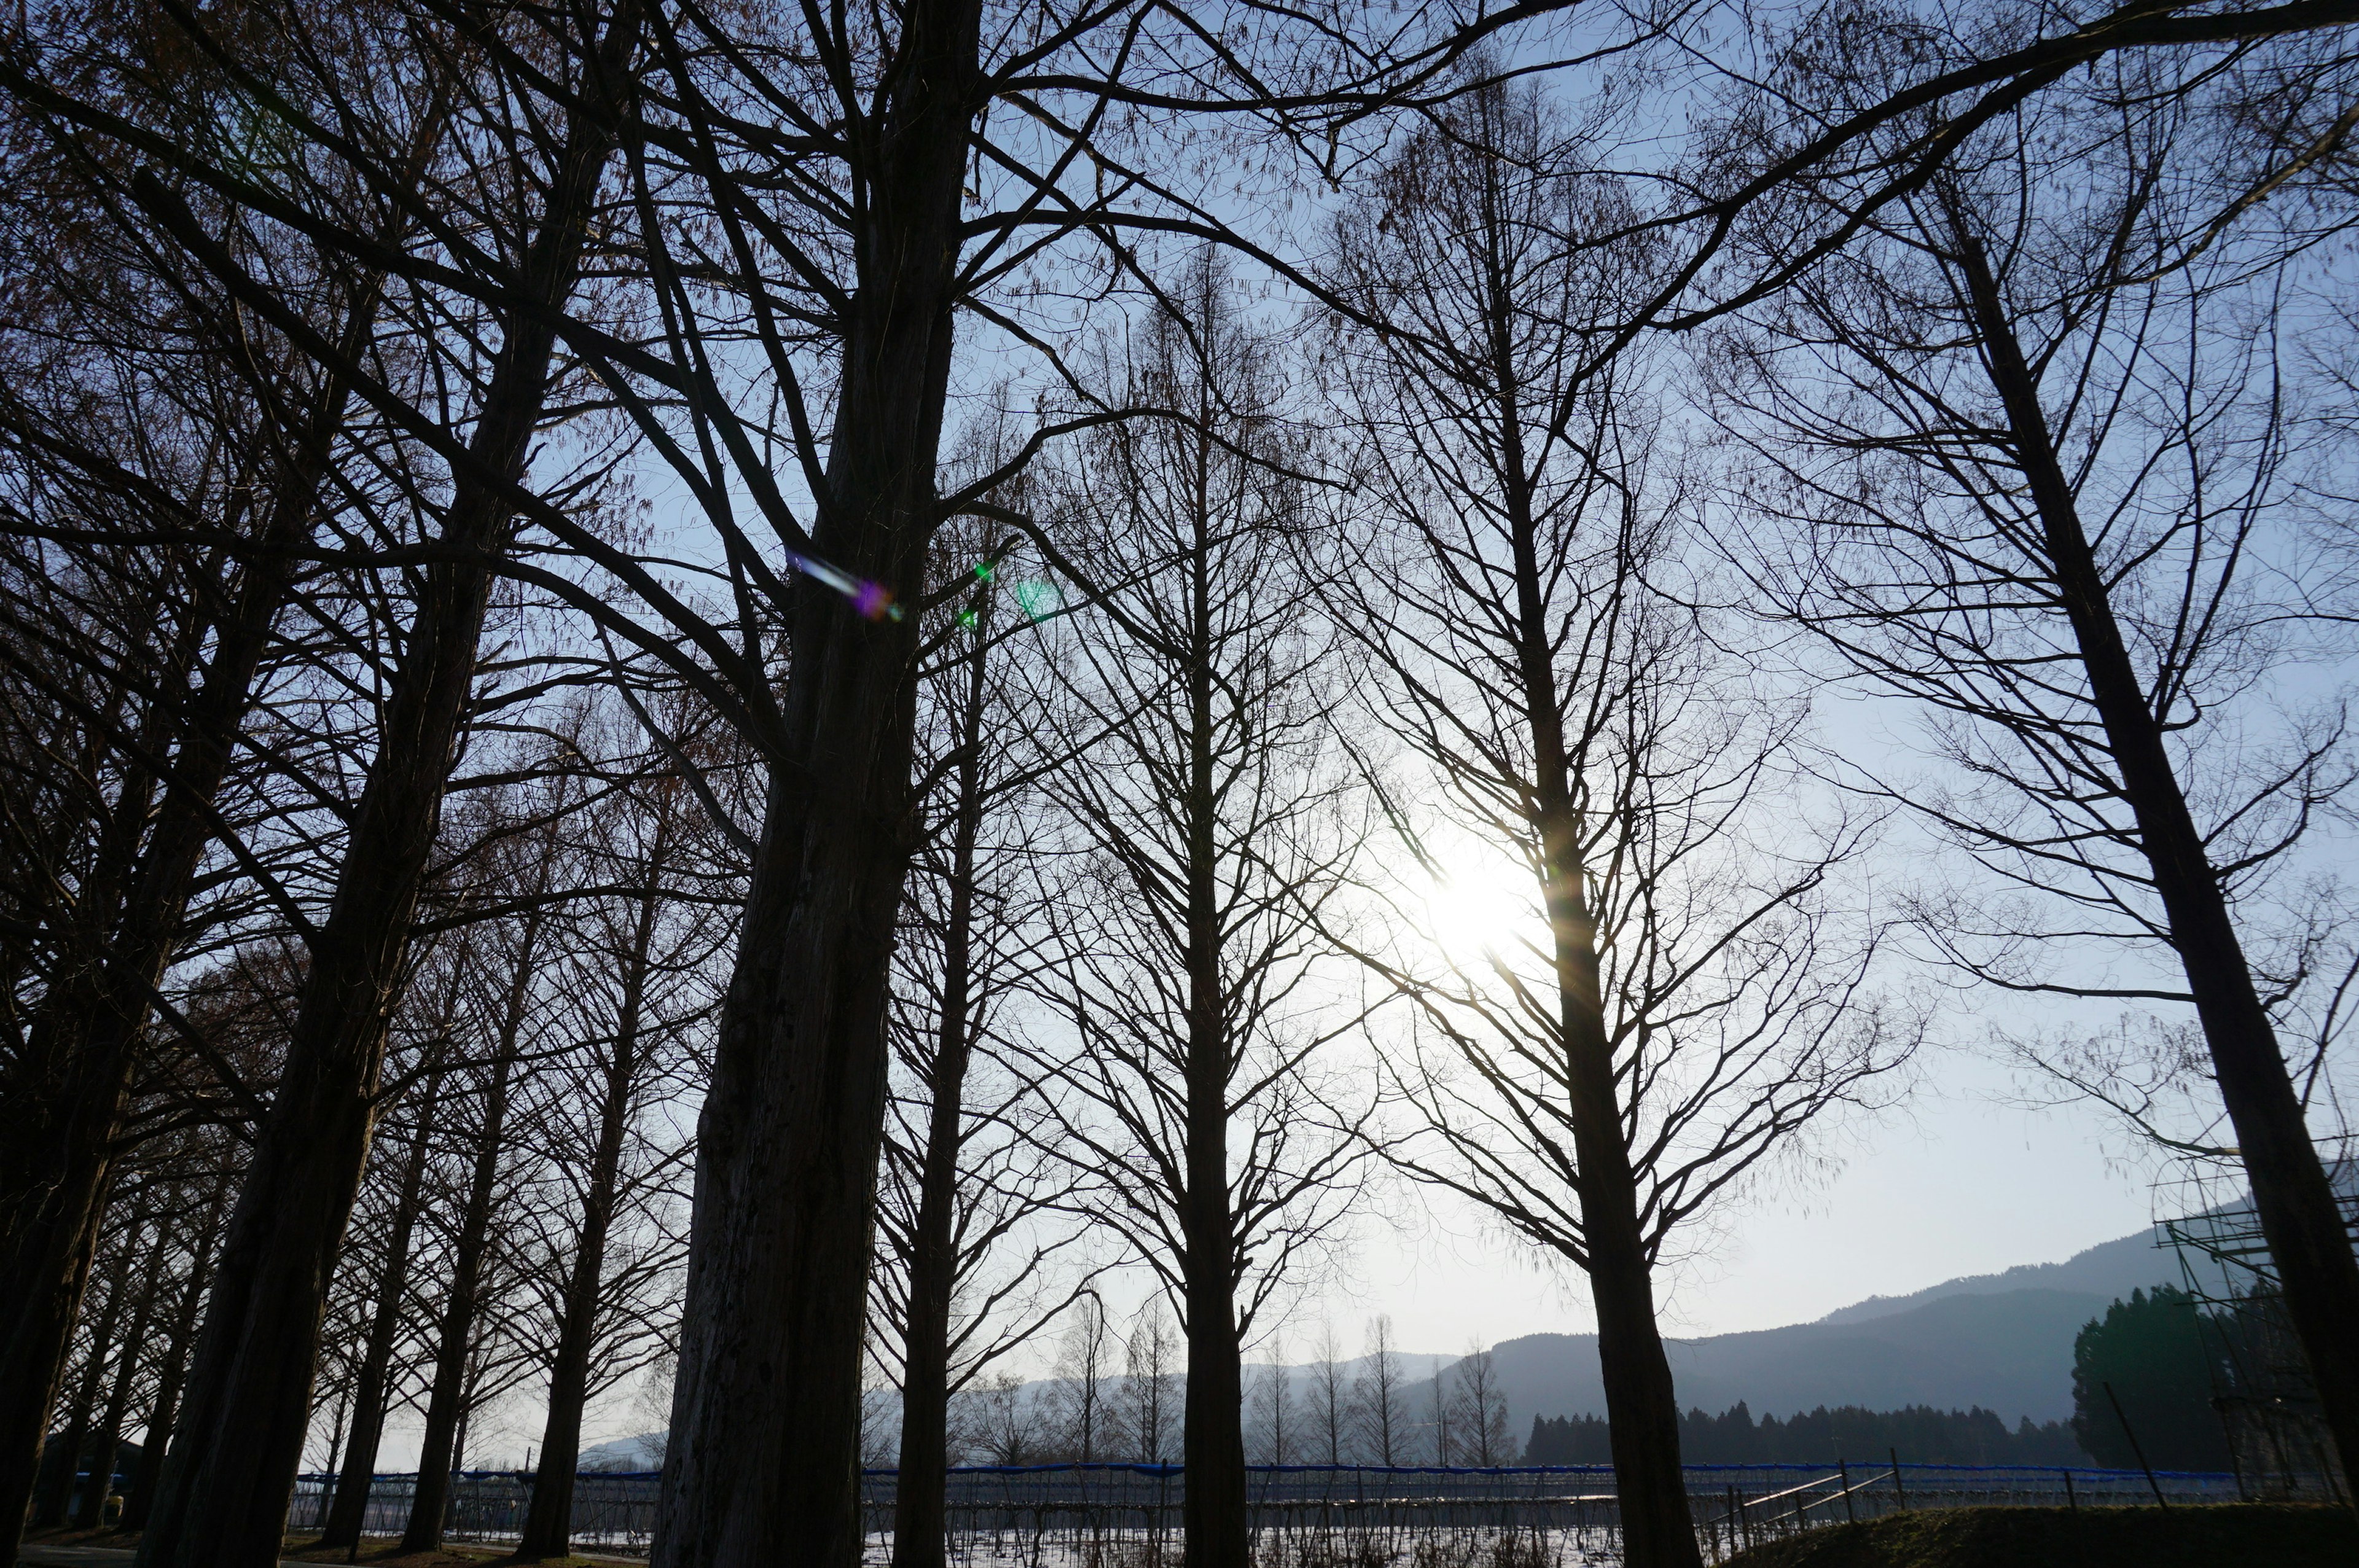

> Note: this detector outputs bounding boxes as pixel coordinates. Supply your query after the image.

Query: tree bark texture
[890,632,989,1568]
[129,24,638,1562]
[319,1057,447,1549]
[1957,231,2359,1497]
[648,2,980,1562]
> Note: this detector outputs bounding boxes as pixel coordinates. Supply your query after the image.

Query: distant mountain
[1256,1348,1455,1383]
[1812,1225,2181,1325]
[1440,1215,2194,1432]
[578,1215,2205,1467]
[1471,1287,2123,1430]
[578,1432,665,1471]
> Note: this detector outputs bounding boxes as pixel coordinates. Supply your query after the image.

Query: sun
[1417,844,1547,971]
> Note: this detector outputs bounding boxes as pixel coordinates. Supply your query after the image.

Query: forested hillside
[1524,1405,2089,1467]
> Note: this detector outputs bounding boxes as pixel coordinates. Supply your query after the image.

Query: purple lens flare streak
[785,545,904,621]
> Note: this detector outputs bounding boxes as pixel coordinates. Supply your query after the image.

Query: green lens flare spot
[1013,580,1061,621]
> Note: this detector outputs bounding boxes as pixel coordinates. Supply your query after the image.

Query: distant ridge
[585,1211,2207,1465]
[1812,1223,2180,1325]
[1472,1287,2137,1429]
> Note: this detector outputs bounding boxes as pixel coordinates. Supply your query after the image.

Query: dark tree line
[1527,1404,2089,1467]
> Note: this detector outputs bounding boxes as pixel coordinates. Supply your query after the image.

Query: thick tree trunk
[1544,865,1696,1567]
[74,1228,169,1529]
[1178,1203,1246,1568]
[1,787,149,1554]
[403,988,530,1553]
[1179,491,1248,1568]
[519,855,663,1562]
[0,254,397,1564]
[1958,232,2359,1498]
[890,633,990,1568]
[649,3,979,1562]
[120,1181,226,1535]
[319,1055,448,1549]
[128,26,638,1559]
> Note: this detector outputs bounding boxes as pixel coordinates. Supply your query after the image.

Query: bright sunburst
[1418,846,1547,972]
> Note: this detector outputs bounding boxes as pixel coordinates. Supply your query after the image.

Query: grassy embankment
[1719,1503,2357,1567]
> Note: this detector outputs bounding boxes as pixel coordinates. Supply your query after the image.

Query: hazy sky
[1290,1048,2159,1357]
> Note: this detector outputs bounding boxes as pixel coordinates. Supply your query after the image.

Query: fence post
[1889,1449,1906,1511]
[2062,1469,2076,1512]
[2102,1382,2169,1509]
[1838,1459,1855,1524]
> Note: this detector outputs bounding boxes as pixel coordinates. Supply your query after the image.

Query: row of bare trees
[6,3,2359,1568]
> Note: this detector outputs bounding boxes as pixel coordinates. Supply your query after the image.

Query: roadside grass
[1718,1503,2357,1567]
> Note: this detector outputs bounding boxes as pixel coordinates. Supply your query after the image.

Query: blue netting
[287,1458,2253,1561]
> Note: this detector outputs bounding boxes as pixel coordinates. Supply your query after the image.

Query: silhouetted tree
[2073,1287,2233,1471]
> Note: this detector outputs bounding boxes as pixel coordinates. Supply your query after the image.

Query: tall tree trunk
[649,2,980,1562]
[1178,478,1247,1568]
[74,1227,169,1529]
[36,1217,141,1531]
[128,25,639,1562]
[519,828,668,1561]
[1468,231,1699,1561]
[120,1179,227,1535]
[890,625,990,1568]
[1,776,152,1553]
[319,1052,449,1549]
[403,947,534,1553]
[0,139,430,1551]
[1957,229,2359,1497]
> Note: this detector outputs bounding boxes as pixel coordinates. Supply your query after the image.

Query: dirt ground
[20,1526,632,1568]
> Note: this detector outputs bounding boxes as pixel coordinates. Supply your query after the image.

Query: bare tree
[1324,79,1915,1568]
[515,708,728,1560]
[1712,45,2359,1486]
[1352,1317,1405,1467]
[1028,259,1369,1564]
[1427,1367,1450,1466]
[319,1008,457,1548]
[34,1201,145,1527]
[1447,1344,1512,1466]
[1247,1344,1293,1465]
[401,787,579,1552]
[121,1160,233,1534]
[1049,1295,1118,1462]
[1310,1323,1350,1465]
[0,10,663,1560]
[874,520,1096,1568]
[0,63,439,1542]
[1122,1309,1182,1464]
[956,1373,1048,1465]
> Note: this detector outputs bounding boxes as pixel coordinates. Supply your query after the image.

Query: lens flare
[784,546,902,621]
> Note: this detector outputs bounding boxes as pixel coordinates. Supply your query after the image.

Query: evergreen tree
[2071,1287,2233,1470]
